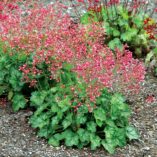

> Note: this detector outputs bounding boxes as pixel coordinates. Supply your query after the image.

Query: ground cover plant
[0,0,146,154]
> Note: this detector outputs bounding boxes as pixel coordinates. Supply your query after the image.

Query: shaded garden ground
[0,73,157,157]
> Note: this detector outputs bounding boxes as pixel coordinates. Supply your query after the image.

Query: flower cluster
[144,18,157,40]
[0,1,19,18]
[0,0,145,102]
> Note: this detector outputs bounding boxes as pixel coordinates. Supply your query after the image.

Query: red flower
[7,3,18,10]
[0,14,8,21]
[0,4,4,11]
[78,0,84,3]
[145,95,156,103]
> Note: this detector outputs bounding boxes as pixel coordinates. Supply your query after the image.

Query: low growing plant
[0,41,140,153]
[0,0,145,154]
[29,66,139,154]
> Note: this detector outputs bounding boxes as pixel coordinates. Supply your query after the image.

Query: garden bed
[0,73,157,157]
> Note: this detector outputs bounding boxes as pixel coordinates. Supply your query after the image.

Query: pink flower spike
[78,0,84,3]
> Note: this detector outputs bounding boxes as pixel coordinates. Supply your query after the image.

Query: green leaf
[121,32,129,41]
[126,126,139,140]
[51,103,60,113]
[66,134,79,147]
[9,69,24,92]
[77,128,90,143]
[30,91,47,107]
[77,105,88,114]
[62,63,73,71]
[90,134,101,150]
[108,38,122,50]
[117,6,128,20]
[95,119,103,127]
[76,113,87,124]
[153,47,157,56]
[60,72,69,84]
[96,88,111,107]
[101,7,108,21]
[80,11,99,24]
[121,12,128,20]
[37,127,51,138]
[57,110,63,119]
[51,116,60,127]
[63,130,79,146]
[0,73,5,84]
[48,137,60,147]
[138,34,148,45]
[111,93,125,103]
[94,107,106,122]
[80,12,90,24]
[116,128,126,147]
[34,103,49,116]
[58,97,71,112]
[17,53,27,62]
[132,15,143,28]
[112,28,120,37]
[0,85,8,96]
[62,113,73,129]
[104,126,126,147]
[103,22,112,35]
[53,133,64,141]
[0,56,9,70]
[118,18,129,27]
[29,113,49,129]
[102,139,115,154]
[110,104,130,120]
[105,119,115,127]
[8,90,13,100]
[121,28,138,42]
[50,87,58,94]
[12,93,26,111]
[111,94,131,120]
[87,121,96,133]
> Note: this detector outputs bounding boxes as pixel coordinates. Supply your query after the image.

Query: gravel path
[0,74,157,157]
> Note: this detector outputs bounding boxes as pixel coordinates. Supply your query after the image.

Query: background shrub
[76,0,157,56]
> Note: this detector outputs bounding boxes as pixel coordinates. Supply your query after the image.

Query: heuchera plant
[0,0,145,154]
[75,0,157,57]
[0,40,140,153]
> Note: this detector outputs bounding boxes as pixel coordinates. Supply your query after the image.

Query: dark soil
[0,73,157,157]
